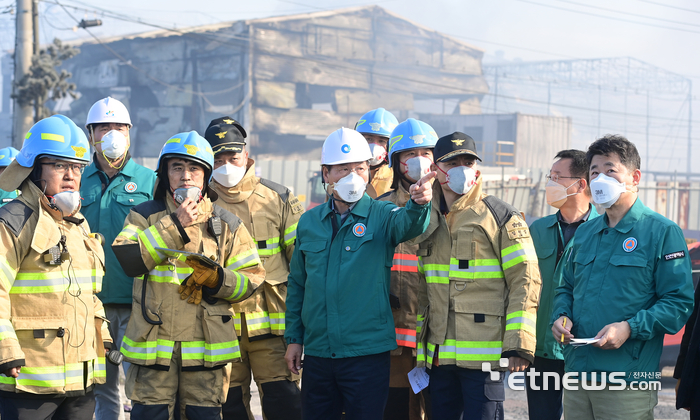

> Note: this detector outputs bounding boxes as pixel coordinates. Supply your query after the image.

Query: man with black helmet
[204,117,302,420]
[112,131,265,419]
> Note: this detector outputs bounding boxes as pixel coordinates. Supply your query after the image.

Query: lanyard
[556,222,566,262]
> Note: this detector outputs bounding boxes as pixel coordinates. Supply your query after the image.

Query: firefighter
[415,132,541,420]
[355,108,399,197]
[203,117,302,420]
[0,115,112,419]
[0,146,20,206]
[284,127,434,420]
[378,118,439,420]
[112,131,265,420]
[82,97,157,420]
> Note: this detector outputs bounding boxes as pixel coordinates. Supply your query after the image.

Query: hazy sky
[1,0,698,80]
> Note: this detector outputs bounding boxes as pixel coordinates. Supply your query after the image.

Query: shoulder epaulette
[482,195,521,229]
[0,200,33,237]
[259,178,290,203]
[132,200,167,219]
[212,204,242,233]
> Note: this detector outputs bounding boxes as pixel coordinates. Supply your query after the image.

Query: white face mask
[212,163,246,188]
[173,187,202,204]
[438,166,477,195]
[98,130,129,159]
[545,179,580,209]
[332,172,367,203]
[402,156,433,183]
[368,143,387,167]
[590,173,628,209]
[51,191,81,216]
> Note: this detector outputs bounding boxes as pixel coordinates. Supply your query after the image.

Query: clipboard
[155,247,218,268]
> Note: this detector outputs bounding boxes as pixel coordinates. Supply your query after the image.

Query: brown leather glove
[178,257,220,304]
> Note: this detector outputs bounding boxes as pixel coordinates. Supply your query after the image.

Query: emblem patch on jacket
[623,237,637,252]
[505,219,529,240]
[289,197,303,214]
[353,223,366,237]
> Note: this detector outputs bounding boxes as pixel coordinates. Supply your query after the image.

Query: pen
[561,318,567,343]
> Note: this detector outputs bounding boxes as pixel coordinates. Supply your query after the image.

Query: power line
[638,0,700,15]
[556,0,700,29]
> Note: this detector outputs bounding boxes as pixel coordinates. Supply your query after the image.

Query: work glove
[178,257,220,305]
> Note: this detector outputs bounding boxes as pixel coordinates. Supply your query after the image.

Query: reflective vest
[113,195,265,369]
[0,181,111,395]
[211,160,303,339]
[416,177,542,371]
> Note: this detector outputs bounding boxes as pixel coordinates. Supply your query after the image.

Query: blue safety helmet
[354,108,399,138]
[16,114,90,167]
[156,131,215,181]
[387,118,438,168]
[0,147,20,167]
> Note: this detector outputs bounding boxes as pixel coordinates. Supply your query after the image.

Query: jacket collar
[211,160,257,204]
[20,180,73,253]
[601,197,644,234]
[320,193,371,220]
[447,172,485,213]
[85,154,136,178]
[165,193,213,225]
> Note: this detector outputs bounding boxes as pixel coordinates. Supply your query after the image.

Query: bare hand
[508,356,529,372]
[3,367,20,378]
[174,197,199,227]
[594,321,631,350]
[285,343,303,375]
[552,316,574,345]
[409,171,436,205]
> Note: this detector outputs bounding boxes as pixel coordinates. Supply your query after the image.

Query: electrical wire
[556,0,700,29]
[638,0,700,15]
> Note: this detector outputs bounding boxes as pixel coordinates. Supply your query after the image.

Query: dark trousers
[301,352,390,420]
[525,356,565,420]
[0,391,96,420]
[428,365,504,420]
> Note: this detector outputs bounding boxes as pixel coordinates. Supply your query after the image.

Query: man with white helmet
[355,108,399,197]
[82,97,157,420]
[0,115,112,419]
[0,147,20,206]
[284,127,434,420]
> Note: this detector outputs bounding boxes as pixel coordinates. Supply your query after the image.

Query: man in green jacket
[528,149,598,420]
[551,134,694,420]
[284,127,433,420]
[0,147,19,206]
[80,97,157,420]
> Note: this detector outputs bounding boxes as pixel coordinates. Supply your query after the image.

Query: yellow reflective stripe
[233,313,242,336]
[0,364,84,388]
[506,310,537,334]
[225,248,261,271]
[0,257,17,289]
[139,225,168,263]
[422,263,449,284]
[257,247,281,257]
[283,223,297,247]
[121,336,175,361]
[147,266,193,285]
[41,133,65,142]
[10,270,97,294]
[0,319,18,342]
[448,258,504,280]
[118,224,142,241]
[181,340,241,362]
[226,271,249,301]
[437,340,503,362]
[246,311,271,331]
[270,312,285,332]
[501,243,537,270]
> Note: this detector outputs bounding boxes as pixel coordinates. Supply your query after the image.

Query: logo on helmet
[184,145,200,156]
[223,118,235,125]
[215,131,227,139]
[369,122,382,132]
[341,144,351,154]
[410,135,425,144]
[452,138,465,146]
[72,146,87,158]
[106,110,114,117]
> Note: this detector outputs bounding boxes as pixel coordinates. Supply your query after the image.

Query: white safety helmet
[321,128,372,166]
[85,97,132,128]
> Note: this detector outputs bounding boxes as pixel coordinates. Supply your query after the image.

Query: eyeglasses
[41,162,86,175]
[545,174,580,182]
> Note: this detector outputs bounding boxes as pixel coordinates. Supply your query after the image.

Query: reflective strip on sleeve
[147,265,193,285]
[93,357,106,380]
[233,313,242,336]
[181,340,241,363]
[417,342,436,365]
[437,340,503,362]
[245,311,271,333]
[226,271,249,301]
[254,237,281,258]
[391,253,419,273]
[117,224,142,241]
[270,312,285,334]
[422,263,449,284]
[120,336,175,362]
[416,315,425,335]
[226,248,261,271]
[0,319,18,342]
[0,256,17,290]
[139,225,168,263]
[283,223,297,247]
[10,270,95,294]
[449,258,504,280]
[501,243,537,270]
[505,310,537,335]
[396,327,417,348]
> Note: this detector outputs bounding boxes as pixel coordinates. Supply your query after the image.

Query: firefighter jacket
[416,176,541,371]
[371,164,393,197]
[211,161,303,339]
[378,183,432,356]
[285,193,431,358]
[81,156,156,305]
[112,194,265,370]
[0,181,112,396]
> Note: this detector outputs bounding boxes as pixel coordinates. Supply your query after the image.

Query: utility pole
[12,0,35,149]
